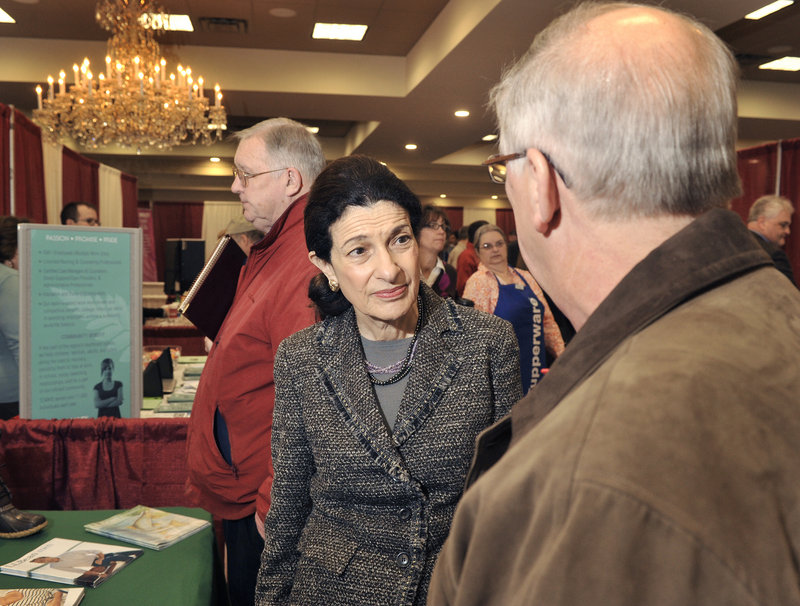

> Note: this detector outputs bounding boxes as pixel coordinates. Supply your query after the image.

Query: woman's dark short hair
[305,155,422,317]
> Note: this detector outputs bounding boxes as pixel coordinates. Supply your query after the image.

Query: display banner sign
[18,225,142,419]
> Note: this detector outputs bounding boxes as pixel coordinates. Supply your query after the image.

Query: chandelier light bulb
[33,0,226,150]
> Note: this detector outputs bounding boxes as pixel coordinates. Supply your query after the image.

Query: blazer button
[398,507,412,521]
[395,552,410,568]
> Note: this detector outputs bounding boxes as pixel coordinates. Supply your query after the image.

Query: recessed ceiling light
[405,143,417,150]
[454,110,469,118]
[440,194,447,198]
[209,157,221,163]
[306,126,319,134]
[759,56,800,71]
[270,8,297,18]
[0,8,15,23]
[140,13,194,31]
[312,23,368,41]
[491,195,498,200]
[482,134,498,142]
[745,0,793,19]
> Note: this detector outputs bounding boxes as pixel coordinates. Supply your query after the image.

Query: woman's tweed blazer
[255,284,522,606]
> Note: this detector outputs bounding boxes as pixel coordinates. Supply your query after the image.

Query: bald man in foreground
[429,3,800,605]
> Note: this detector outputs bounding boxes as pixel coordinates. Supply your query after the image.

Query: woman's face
[313,200,420,335]
[418,215,447,254]
[477,230,508,268]
[102,365,113,380]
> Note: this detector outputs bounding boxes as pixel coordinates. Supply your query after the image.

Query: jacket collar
[251,193,308,253]
[510,208,772,442]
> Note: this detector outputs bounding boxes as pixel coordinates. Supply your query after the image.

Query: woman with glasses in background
[463,223,564,394]
[418,205,457,299]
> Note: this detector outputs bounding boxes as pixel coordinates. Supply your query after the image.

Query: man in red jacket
[186,118,325,606]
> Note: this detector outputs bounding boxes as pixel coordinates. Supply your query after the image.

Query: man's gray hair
[490,2,741,219]
[748,195,794,222]
[234,118,326,186]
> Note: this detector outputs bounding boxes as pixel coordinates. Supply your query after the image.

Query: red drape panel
[0,418,197,510]
[778,138,800,282]
[62,146,99,208]
[12,110,47,223]
[152,201,204,282]
[495,208,517,236]
[731,143,779,223]
[121,172,139,228]
[438,206,463,232]
[0,104,9,215]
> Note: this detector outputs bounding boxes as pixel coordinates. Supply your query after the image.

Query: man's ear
[308,251,336,282]
[285,168,303,198]
[525,148,561,235]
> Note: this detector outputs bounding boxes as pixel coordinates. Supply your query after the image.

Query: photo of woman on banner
[93,358,123,417]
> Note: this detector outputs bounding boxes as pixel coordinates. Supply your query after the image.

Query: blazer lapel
[315,310,404,474]
[393,290,464,447]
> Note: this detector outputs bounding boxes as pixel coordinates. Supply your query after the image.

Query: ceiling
[1,0,800,205]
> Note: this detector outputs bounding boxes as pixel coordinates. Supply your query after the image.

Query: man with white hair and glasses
[430,3,800,605]
[186,118,325,606]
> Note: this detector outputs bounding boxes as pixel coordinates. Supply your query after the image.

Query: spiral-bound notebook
[178,235,246,339]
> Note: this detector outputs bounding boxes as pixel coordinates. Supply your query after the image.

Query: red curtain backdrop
[152,201,204,282]
[437,206,463,232]
[730,143,779,222]
[0,418,196,510]
[778,138,800,281]
[12,111,47,223]
[139,206,158,282]
[62,146,99,209]
[0,104,10,216]
[495,208,517,236]
[121,172,139,228]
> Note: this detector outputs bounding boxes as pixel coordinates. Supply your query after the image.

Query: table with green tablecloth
[0,507,221,605]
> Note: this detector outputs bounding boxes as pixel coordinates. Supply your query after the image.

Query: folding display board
[18,224,142,419]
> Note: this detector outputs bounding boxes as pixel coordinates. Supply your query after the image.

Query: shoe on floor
[0,504,47,539]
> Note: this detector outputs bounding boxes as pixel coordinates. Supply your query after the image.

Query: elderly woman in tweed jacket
[255,155,521,606]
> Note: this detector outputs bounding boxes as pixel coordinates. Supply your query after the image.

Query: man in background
[59,202,99,226]
[447,225,469,269]
[224,214,262,258]
[186,118,325,606]
[430,3,800,605]
[747,194,796,284]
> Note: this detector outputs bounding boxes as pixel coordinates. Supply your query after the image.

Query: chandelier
[33,0,227,151]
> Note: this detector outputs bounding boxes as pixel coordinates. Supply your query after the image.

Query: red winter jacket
[186,195,317,521]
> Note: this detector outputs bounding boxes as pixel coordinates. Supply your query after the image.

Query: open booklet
[0,538,142,588]
[84,505,210,551]
[0,588,85,606]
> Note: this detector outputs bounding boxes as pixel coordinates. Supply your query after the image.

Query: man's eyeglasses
[232,167,287,188]
[482,150,570,188]
[423,222,447,231]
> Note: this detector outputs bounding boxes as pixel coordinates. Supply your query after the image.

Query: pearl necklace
[364,295,424,386]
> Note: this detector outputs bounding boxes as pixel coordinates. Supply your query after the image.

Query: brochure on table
[0,587,85,605]
[18,225,143,419]
[0,537,142,588]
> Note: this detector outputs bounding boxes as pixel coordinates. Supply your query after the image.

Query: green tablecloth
[0,507,220,605]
